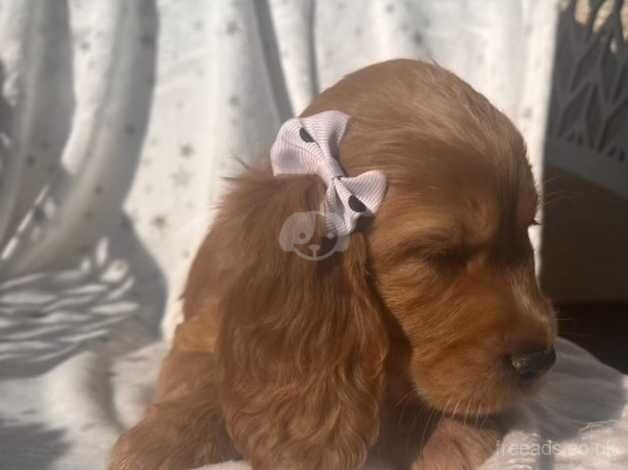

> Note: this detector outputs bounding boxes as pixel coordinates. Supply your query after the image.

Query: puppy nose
[509,347,556,380]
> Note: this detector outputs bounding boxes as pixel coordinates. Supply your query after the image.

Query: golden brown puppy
[109,59,557,470]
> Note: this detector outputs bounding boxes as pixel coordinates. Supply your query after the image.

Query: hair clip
[270,110,386,237]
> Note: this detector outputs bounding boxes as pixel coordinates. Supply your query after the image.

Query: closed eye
[425,245,473,273]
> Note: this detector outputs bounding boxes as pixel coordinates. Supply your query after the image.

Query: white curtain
[2,2,627,470]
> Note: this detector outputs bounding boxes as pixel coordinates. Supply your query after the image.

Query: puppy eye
[426,247,471,271]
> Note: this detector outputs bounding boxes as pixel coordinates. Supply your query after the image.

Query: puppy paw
[414,416,502,470]
[108,398,239,470]
[108,416,210,470]
[108,425,183,470]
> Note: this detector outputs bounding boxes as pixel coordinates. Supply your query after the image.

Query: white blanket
[1,1,626,469]
[4,319,627,470]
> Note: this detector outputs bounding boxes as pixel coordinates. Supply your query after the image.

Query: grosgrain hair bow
[270,110,387,237]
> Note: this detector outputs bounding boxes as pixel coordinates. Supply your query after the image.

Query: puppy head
[306,59,558,416]
[211,60,556,468]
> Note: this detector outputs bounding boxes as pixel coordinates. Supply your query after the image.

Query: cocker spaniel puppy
[110,59,557,470]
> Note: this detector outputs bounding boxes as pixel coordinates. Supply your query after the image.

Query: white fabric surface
[0,1,626,469]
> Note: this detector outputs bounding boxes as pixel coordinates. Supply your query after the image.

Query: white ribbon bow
[270,110,387,237]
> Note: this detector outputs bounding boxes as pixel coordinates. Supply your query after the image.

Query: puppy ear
[215,168,388,470]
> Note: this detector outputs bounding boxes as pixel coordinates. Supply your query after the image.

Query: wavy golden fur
[110,59,557,470]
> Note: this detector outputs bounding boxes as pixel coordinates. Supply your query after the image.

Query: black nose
[509,347,556,380]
